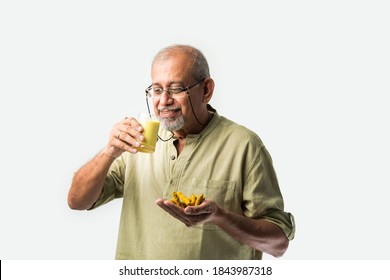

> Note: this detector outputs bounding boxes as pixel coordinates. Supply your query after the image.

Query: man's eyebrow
[151,81,184,86]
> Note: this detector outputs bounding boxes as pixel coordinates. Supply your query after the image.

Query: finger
[117,123,145,143]
[156,200,211,226]
[115,120,144,143]
[184,201,212,215]
[156,199,191,226]
[122,117,143,132]
[157,199,182,214]
[163,201,195,226]
[117,117,142,137]
[111,136,139,154]
[116,129,142,148]
[110,127,137,152]
[106,118,143,157]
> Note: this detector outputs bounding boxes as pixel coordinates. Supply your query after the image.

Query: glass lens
[147,87,186,99]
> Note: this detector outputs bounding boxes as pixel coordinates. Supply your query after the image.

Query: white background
[1,0,389,260]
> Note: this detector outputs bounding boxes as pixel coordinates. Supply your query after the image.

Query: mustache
[158,106,181,113]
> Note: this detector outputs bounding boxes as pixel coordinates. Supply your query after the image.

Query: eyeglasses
[145,80,204,99]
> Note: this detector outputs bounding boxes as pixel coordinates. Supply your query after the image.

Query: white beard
[159,115,185,131]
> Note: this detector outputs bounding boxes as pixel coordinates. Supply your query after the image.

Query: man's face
[150,53,203,132]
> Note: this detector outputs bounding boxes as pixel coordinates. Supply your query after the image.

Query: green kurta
[91,111,295,259]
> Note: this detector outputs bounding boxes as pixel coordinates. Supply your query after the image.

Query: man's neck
[172,111,213,140]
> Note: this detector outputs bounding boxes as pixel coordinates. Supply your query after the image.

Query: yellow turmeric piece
[170,192,205,208]
[189,193,196,206]
[170,192,185,208]
[194,194,205,206]
[176,192,191,206]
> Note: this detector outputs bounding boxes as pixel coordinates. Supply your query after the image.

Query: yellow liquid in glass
[136,120,160,153]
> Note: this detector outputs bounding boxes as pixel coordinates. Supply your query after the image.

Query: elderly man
[68,44,295,259]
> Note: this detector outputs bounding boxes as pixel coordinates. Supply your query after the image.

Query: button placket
[168,140,178,177]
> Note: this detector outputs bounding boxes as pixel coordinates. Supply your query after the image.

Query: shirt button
[171,155,176,160]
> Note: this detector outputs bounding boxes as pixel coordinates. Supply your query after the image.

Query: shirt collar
[185,104,220,142]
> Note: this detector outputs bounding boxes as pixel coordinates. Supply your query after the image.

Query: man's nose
[159,91,174,105]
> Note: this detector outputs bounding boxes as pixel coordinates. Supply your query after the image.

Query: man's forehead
[151,60,192,82]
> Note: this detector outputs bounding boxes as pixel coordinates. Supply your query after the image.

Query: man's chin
[159,116,185,131]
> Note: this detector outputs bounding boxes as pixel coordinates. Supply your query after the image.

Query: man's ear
[203,78,215,103]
